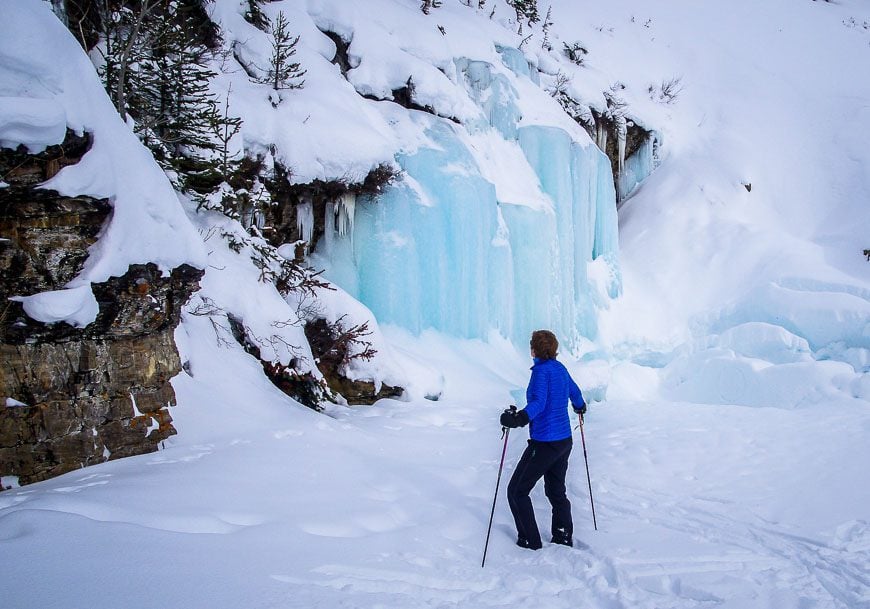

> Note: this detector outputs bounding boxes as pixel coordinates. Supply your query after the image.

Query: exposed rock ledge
[0,254,203,485]
[1,135,203,486]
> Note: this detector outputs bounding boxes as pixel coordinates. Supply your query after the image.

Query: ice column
[459,57,520,140]
[296,199,314,251]
[595,122,608,152]
[514,126,619,344]
[350,119,505,339]
[337,192,356,237]
[616,135,657,201]
[616,114,627,174]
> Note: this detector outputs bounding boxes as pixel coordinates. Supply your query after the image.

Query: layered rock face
[0,133,202,486]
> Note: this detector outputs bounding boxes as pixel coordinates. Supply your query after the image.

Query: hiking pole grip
[482,424,511,568]
[579,416,598,531]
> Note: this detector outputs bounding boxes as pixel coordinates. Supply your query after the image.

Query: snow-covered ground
[2,0,870,607]
[2,329,869,608]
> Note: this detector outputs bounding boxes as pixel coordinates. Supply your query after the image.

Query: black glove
[500,407,529,429]
[573,402,587,417]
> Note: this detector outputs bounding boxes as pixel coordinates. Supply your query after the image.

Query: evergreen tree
[421,0,442,14]
[215,88,243,186]
[541,6,553,51]
[97,0,159,119]
[210,86,251,220]
[135,2,221,189]
[263,12,306,91]
[161,9,219,152]
[243,0,268,30]
[509,0,539,30]
[96,0,241,194]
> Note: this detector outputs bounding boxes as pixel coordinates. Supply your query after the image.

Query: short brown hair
[530,330,559,360]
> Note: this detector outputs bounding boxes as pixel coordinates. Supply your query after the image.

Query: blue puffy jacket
[523,358,585,442]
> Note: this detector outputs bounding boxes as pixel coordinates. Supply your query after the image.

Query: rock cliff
[0,131,202,487]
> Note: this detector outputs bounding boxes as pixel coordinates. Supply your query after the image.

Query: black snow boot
[516,536,542,550]
[551,528,573,547]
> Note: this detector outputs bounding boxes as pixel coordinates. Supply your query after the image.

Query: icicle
[595,120,608,152]
[616,114,627,175]
[337,192,356,237]
[253,207,266,230]
[296,198,314,246]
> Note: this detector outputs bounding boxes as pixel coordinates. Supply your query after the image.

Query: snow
[9,284,98,328]
[207,0,407,185]
[584,0,870,350]
[2,0,870,608]
[0,476,19,489]
[0,97,67,152]
[181,208,317,372]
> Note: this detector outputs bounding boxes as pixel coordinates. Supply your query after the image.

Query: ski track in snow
[599,483,870,609]
[264,410,870,609]
[3,393,868,609]
[269,398,869,609]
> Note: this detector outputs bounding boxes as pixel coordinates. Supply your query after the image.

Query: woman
[500,329,586,549]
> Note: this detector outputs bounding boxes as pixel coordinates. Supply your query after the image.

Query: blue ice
[617,135,656,201]
[316,52,621,350]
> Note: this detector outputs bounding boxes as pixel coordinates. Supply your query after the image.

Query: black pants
[506,437,573,549]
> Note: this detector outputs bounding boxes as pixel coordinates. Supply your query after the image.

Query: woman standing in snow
[500,330,586,550]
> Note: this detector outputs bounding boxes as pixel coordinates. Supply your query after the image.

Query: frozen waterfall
[315,52,621,350]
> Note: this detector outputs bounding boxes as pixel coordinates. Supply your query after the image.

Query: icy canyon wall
[203,0,664,352]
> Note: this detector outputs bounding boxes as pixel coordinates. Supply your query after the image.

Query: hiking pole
[578,414,598,531]
[482,410,513,568]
